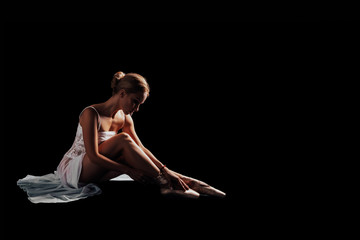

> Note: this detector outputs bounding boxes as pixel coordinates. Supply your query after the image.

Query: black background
[3,22,351,237]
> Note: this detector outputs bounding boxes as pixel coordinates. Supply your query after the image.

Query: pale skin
[79,89,190,191]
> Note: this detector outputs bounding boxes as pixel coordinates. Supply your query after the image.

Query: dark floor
[6,180,233,237]
[5,169,347,239]
[5,177,325,239]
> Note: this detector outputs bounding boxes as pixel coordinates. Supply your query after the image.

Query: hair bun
[114,71,126,80]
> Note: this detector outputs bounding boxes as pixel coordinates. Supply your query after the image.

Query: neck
[100,95,122,118]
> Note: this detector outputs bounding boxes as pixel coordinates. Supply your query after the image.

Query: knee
[116,132,132,143]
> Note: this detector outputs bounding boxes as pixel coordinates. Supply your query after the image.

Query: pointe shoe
[181,176,226,198]
[156,173,200,199]
[160,188,200,199]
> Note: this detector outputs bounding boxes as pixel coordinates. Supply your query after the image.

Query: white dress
[17,106,130,203]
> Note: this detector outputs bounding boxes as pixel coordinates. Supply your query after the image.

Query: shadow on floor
[7,180,232,237]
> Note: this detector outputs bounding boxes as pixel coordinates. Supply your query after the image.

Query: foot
[156,174,200,199]
[160,188,200,199]
[180,176,226,198]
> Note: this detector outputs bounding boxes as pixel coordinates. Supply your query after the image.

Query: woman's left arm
[122,114,190,190]
[122,115,189,189]
[122,114,164,169]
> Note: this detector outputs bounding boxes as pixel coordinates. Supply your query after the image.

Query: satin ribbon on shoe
[180,176,226,198]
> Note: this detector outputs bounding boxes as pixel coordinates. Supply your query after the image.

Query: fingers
[172,178,189,191]
[180,179,190,190]
[163,172,190,191]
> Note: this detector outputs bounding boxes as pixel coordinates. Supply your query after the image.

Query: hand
[161,167,190,191]
[178,174,226,198]
[179,175,209,188]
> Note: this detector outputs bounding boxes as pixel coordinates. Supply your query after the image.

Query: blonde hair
[111,71,150,96]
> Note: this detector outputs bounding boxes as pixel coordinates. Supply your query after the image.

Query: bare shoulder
[79,107,98,127]
[124,114,134,128]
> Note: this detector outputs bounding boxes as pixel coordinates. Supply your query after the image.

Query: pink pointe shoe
[180,176,226,198]
[156,174,200,199]
[160,188,200,199]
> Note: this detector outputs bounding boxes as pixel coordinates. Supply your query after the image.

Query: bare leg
[99,170,125,182]
[81,133,199,198]
[98,133,160,178]
[80,133,159,183]
[177,173,226,198]
[98,156,128,182]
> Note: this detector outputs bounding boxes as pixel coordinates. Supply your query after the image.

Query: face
[120,91,147,116]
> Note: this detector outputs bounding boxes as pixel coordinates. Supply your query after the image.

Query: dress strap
[79,106,101,131]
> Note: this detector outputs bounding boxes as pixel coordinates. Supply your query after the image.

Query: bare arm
[80,108,133,174]
[122,114,165,169]
[122,114,189,190]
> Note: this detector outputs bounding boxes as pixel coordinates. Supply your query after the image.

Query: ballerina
[17,71,225,203]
